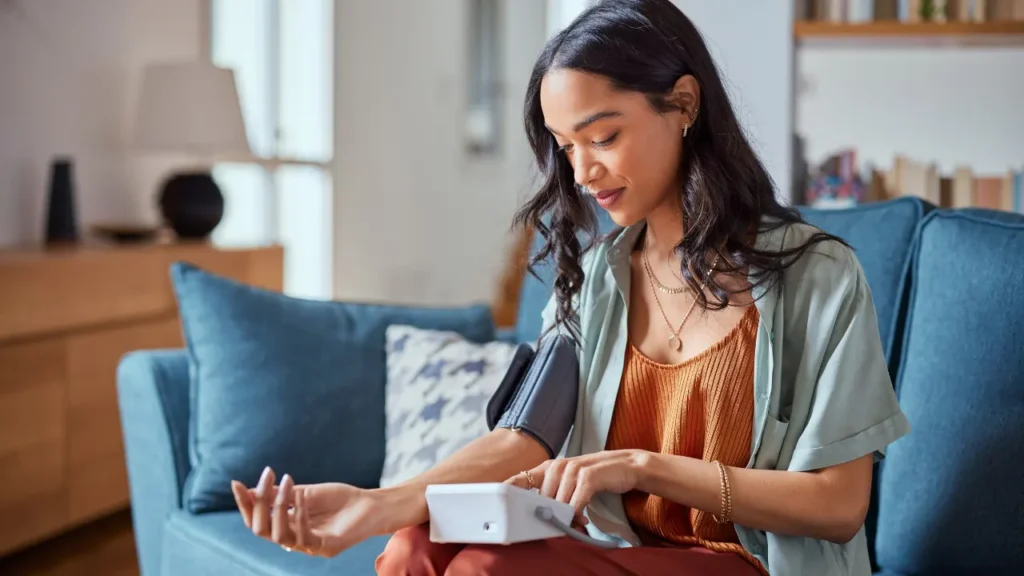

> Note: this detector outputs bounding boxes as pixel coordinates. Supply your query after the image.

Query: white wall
[332,0,549,306]
[797,46,1024,176]
[672,0,796,202]
[0,0,203,247]
[547,0,593,37]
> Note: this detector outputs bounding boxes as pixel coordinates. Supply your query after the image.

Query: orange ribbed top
[605,304,766,574]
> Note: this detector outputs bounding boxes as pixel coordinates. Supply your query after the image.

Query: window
[207,0,334,300]
[466,0,502,155]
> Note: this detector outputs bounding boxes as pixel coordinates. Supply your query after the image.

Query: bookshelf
[792,1,1024,211]
[795,20,1024,45]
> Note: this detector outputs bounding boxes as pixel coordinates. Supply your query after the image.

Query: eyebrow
[546,110,623,136]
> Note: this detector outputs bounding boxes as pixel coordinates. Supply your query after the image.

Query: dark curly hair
[512,0,844,341]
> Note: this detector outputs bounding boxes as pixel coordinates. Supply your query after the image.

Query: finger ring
[522,470,536,490]
[282,546,292,552]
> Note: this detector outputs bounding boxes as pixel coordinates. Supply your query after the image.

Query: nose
[572,150,602,189]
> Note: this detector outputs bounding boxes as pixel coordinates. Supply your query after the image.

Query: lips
[592,187,625,208]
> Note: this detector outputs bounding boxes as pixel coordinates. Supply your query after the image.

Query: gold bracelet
[712,460,733,524]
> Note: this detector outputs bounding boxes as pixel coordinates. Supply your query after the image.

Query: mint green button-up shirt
[541,219,911,576]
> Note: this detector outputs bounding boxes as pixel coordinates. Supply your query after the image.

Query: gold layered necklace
[642,235,720,353]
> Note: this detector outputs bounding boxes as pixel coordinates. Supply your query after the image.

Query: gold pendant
[668,335,682,352]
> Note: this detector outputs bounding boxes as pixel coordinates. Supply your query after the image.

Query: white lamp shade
[134,60,252,158]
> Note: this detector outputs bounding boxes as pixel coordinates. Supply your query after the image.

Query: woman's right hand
[230,466,416,558]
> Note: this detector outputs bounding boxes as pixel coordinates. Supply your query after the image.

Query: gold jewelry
[642,245,687,294]
[712,461,733,524]
[642,233,720,352]
[522,469,536,490]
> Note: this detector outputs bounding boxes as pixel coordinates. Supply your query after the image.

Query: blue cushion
[875,209,1024,574]
[515,205,618,343]
[161,510,390,576]
[799,197,931,371]
[171,262,495,513]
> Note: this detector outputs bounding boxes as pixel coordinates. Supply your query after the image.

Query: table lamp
[133,60,252,239]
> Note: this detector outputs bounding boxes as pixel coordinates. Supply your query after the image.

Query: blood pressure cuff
[485,333,579,459]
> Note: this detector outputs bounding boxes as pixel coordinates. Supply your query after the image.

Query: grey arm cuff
[485,334,579,459]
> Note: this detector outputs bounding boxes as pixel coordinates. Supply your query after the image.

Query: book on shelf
[888,156,1023,211]
[796,0,1024,23]
[803,149,885,208]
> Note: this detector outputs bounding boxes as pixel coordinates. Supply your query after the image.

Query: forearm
[382,429,549,524]
[635,452,870,543]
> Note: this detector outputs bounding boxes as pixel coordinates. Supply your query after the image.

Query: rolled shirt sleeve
[787,252,912,473]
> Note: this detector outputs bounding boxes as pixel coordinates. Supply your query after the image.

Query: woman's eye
[558,132,616,154]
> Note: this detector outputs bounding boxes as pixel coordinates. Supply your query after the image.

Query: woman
[231,1,910,574]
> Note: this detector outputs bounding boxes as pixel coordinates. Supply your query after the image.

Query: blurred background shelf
[795,20,1024,45]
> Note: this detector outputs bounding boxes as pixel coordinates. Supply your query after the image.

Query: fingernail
[256,467,272,496]
[276,475,291,503]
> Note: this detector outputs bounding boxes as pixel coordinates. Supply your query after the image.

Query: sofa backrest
[799,197,932,375]
[874,209,1024,574]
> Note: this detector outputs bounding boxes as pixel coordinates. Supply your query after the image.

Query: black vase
[158,171,225,240]
[45,157,80,244]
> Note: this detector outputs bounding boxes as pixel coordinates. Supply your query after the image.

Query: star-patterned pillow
[379,324,520,488]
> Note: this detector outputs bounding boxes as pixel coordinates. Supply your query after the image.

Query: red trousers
[375,524,763,576]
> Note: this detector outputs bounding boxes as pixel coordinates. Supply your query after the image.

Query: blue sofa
[117,197,1024,575]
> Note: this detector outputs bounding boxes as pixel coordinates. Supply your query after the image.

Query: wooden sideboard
[0,242,283,556]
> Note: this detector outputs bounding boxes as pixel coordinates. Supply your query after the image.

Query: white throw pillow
[380,324,519,488]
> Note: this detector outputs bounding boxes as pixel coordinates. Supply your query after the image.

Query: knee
[375,524,456,576]
[443,541,548,576]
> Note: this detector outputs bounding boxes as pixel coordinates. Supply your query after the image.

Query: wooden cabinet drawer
[0,244,284,342]
[66,317,183,523]
[0,339,68,554]
[0,249,169,342]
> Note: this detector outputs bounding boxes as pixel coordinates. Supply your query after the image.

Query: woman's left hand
[504,449,649,525]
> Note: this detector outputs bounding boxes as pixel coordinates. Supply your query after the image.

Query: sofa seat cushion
[799,196,930,369]
[875,209,1024,574]
[162,510,391,576]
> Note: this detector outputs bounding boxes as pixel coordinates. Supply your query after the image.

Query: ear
[671,74,701,123]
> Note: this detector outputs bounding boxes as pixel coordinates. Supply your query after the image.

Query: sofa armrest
[117,349,192,576]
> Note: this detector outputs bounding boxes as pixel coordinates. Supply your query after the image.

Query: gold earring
[684,110,696,138]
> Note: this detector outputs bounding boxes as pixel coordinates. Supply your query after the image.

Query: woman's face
[539,68,694,227]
